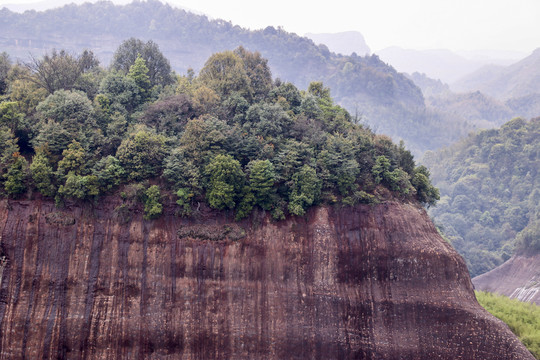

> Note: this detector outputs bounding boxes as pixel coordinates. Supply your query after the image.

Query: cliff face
[0,198,533,359]
[473,253,540,304]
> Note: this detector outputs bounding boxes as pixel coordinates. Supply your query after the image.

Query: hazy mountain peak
[304,31,370,56]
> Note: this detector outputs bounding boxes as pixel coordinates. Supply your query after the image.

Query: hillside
[476,291,540,358]
[0,0,469,156]
[424,117,540,277]
[377,47,486,84]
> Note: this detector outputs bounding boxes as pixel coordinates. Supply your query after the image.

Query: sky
[1,0,539,54]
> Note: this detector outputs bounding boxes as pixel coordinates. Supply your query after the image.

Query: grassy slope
[476,291,540,359]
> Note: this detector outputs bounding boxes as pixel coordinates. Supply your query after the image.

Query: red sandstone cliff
[473,253,540,305]
[0,198,533,359]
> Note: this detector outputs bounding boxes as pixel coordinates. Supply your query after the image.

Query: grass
[476,291,540,359]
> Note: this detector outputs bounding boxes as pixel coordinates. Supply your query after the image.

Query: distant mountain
[377,47,524,85]
[377,47,487,84]
[304,31,370,56]
[452,48,540,100]
[406,72,451,98]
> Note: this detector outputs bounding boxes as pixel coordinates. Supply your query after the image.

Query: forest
[425,118,540,277]
[0,40,439,221]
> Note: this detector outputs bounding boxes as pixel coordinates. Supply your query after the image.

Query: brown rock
[0,198,534,359]
[473,253,540,304]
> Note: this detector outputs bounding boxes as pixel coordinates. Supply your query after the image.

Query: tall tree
[111,38,173,87]
[22,49,100,94]
[198,51,252,100]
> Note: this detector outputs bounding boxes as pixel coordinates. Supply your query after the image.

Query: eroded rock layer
[0,199,533,359]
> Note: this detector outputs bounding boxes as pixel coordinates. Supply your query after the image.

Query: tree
[35,89,95,139]
[0,52,11,95]
[92,155,125,192]
[288,165,321,216]
[198,51,252,100]
[111,38,173,87]
[143,185,163,220]
[234,46,273,101]
[247,159,276,209]
[58,173,100,200]
[57,140,86,176]
[243,103,292,138]
[30,148,56,197]
[4,153,28,196]
[411,165,440,206]
[0,101,24,134]
[204,154,245,210]
[127,54,151,102]
[116,127,167,181]
[0,127,19,178]
[22,49,100,94]
[98,71,141,112]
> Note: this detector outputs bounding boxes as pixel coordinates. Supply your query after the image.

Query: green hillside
[0,44,438,220]
[476,291,540,359]
[425,118,540,277]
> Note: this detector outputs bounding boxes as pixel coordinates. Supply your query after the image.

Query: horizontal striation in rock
[0,199,533,359]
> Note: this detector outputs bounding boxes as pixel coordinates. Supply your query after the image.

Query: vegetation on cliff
[425,117,540,276]
[0,42,438,220]
[476,291,540,359]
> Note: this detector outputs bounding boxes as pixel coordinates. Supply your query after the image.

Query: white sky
[1,0,539,53]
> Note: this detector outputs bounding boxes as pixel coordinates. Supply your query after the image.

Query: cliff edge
[0,198,533,359]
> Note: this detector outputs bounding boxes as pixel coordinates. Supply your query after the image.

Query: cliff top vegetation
[0,41,439,220]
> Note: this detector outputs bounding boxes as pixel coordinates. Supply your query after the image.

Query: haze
[1,0,539,54]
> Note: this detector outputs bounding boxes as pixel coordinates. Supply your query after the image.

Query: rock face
[0,198,533,359]
[473,253,540,304]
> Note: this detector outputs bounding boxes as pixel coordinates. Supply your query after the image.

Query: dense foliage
[425,118,540,276]
[476,291,540,359]
[0,44,438,220]
[0,0,469,156]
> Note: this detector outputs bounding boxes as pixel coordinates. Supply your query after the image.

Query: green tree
[30,148,56,197]
[0,102,24,134]
[234,46,273,101]
[58,173,100,200]
[198,51,252,100]
[288,165,321,216]
[0,52,11,95]
[92,155,125,192]
[57,140,86,176]
[204,154,245,210]
[116,127,167,181]
[111,38,173,87]
[175,187,193,216]
[0,127,19,179]
[127,54,151,103]
[22,49,100,94]
[247,159,276,210]
[98,71,141,113]
[4,153,28,196]
[143,185,163,220]
[411,165,440,206]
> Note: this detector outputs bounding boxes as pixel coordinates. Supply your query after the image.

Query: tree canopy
[0,44,438,221]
